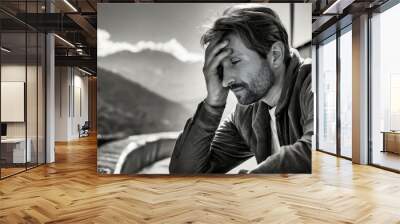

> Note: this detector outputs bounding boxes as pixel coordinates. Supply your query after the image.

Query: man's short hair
[201,5,290,65]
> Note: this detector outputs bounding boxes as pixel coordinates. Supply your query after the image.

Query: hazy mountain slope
[97,67,192,139]
[98,49,206,111]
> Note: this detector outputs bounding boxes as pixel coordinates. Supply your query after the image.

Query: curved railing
[98,131,257,174]
[97,132,180,174]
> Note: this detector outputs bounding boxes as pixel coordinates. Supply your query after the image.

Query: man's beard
[231,64,274,105]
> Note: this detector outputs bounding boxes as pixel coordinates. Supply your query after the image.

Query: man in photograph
[169,5,313,174]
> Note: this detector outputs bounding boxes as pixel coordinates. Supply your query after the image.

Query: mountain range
[98,49,206,111]
[97,67,193,140]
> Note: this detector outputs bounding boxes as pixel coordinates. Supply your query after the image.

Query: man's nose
[221,63,236,88]
[222,74,235,88]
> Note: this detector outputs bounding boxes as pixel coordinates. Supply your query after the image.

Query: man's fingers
[205,33,224,55]
[205,38,219,55]
[208,48,232,71]
[205,40,229,66]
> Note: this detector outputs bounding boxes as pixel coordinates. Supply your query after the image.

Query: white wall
[55,66,69,141]
[1,65,26,136]
[71,73,89,138]
[1,63,46,163]
[55,67,89,141]
[293,3,312,48]
[1,65,38,138]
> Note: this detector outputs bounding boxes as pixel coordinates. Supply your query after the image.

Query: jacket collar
[274,48,303,115]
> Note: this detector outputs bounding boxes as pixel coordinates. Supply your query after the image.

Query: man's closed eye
[231,57,241,65]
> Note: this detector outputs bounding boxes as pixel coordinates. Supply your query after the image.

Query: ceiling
[312,0,391,42]
[0,0,97,74]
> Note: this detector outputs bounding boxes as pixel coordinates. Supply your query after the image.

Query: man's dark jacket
[169,49,313,174]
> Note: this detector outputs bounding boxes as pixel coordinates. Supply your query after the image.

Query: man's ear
[267,41,285,69]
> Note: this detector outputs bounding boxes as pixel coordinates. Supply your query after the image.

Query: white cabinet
[1,138,32,163]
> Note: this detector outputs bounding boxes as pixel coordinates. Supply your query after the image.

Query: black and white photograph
[97,3,312,174]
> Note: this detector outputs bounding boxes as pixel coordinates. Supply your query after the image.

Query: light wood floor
[1,135,400,223]
[1,167,26,178]
[1,163,43,178]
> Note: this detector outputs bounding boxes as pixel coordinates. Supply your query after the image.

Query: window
[339,27,352,158]
[317,35,337,154]
[370,2,400,171]
[0,1,46,179]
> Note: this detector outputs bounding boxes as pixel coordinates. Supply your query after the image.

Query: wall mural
[97,3,313,175]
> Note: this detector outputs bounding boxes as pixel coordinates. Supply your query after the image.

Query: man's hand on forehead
[202,33,233,107]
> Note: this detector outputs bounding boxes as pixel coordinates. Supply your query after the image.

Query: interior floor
[0,162,44,178]
[0,135,399,223]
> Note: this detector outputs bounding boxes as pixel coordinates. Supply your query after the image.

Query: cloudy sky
[97,3,300,62]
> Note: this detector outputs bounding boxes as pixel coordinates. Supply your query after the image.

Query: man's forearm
[169,101,225,174]
[249,140,311,173]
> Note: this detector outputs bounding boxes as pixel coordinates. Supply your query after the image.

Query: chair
[78,121,90,138]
